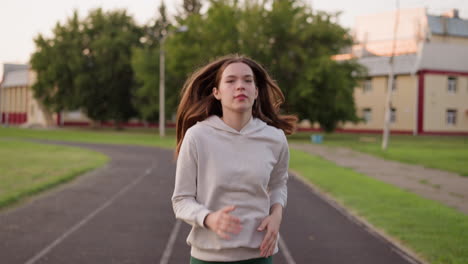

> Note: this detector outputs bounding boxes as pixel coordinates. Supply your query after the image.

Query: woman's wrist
[203,213,213,229]
[270,203,283,219]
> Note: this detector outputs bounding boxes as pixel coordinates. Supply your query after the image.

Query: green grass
[0,126,174,209]
[289,148,468,264]
[0,127,176,149]
[288,132,468,176]
[0,139,109,209]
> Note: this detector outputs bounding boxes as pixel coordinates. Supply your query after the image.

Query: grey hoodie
[172,115,289,261]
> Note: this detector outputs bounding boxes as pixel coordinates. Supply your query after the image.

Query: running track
[0,142,422,264]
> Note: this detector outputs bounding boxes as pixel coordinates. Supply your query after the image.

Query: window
[390,108,397,123]
[448,76,457,93]
[363,78,372,93]
[446,109,457,125]
[363,108,372,123]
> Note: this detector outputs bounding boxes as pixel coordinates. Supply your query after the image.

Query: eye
[226,80,235,83]
[245,79,253,83]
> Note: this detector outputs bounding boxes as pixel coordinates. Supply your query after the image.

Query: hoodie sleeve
[268,130,289,209]
[172,130,212,228]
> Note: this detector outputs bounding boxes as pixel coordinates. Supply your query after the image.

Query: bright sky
[0,0,467,76]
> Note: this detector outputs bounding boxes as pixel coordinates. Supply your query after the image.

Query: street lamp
[159,25,188,137]
[381,0,399,150]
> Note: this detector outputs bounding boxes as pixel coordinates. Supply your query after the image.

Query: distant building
[0,64,28,125]
[334,8,468,135]
[0,63,155,128]
[0,64,61,127]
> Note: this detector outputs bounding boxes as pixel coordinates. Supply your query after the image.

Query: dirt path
[290,143,468,214]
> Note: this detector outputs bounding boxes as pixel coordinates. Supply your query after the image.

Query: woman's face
[213,62,258,115]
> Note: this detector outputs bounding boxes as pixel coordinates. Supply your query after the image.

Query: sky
[0,0,467,76]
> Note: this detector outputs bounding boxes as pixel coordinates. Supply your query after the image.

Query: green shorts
[190,256,273,264]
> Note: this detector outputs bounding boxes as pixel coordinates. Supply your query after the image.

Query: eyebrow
[224,74,254,78]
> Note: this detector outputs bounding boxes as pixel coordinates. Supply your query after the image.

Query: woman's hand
[257,204,283,258]
[204,205,242,240]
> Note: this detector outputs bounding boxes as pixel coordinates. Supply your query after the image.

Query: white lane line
[24,167,154,264]
[279,235,297,264]
[159,220,182,264]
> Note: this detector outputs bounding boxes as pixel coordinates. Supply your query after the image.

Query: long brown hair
[175,54,297,155]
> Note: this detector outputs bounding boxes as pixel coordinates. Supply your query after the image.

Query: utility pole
[158,25,187,137]
[382,0,400,150]
[159,33,166,137]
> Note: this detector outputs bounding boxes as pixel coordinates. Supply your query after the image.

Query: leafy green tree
[31,8,143,127]
[132,0,366,131]
[131,2,170,122]
[30,12,84,112]
[242,0,366,132]
[164,0,241,116]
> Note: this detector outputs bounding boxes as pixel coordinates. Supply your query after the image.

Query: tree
[244,0,366,132]
[132,0,366,131]
[30,12,84,112]
[31,8,143,128]
[131,2,171,122]
[164,0,242,116]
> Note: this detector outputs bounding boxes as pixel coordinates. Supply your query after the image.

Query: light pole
[382,0,400,150]
[159,33,166,137]
[158,25,187,137]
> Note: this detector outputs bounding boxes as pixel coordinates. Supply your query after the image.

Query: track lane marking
[159,220,181,264]
[279,235,297,264]
[24,167,154,264]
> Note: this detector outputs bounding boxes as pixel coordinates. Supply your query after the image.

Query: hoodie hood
[199,115,267,135]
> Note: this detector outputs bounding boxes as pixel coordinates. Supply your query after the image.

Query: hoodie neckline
[201,115,266,135]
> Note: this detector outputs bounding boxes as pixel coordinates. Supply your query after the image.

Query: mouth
[235,95,248,99]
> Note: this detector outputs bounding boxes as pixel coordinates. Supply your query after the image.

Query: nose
[235,80,245,90]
